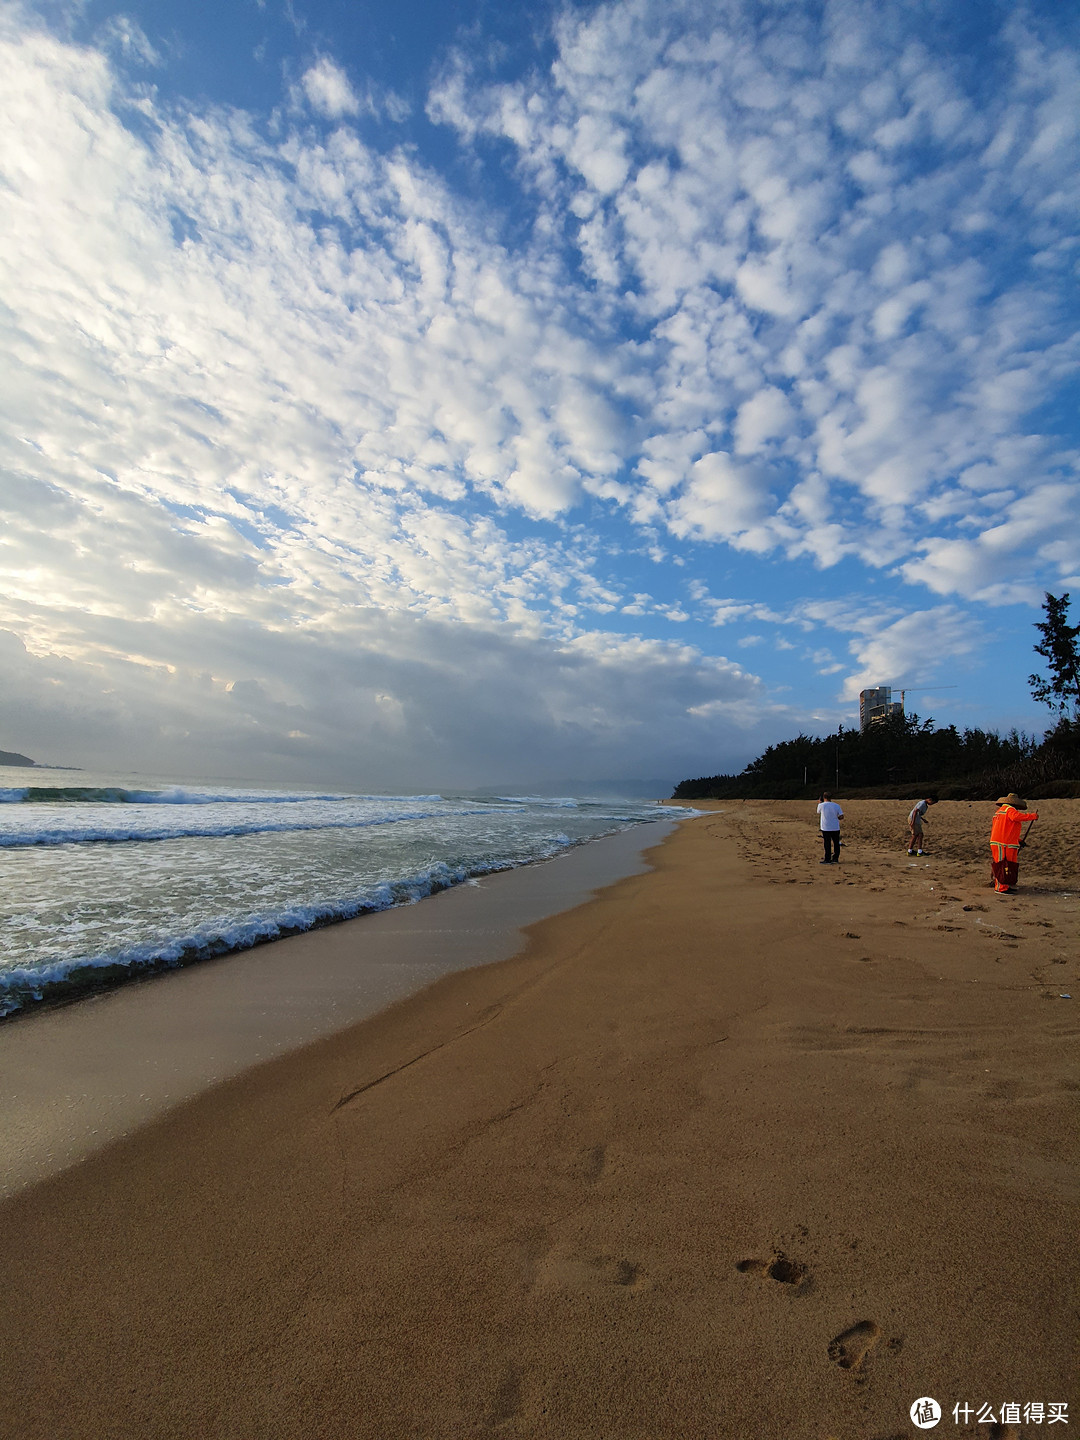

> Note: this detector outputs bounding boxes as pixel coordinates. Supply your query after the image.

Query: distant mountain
[0,749,35,767]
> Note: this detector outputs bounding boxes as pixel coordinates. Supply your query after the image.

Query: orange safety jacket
[990,805,1038,847]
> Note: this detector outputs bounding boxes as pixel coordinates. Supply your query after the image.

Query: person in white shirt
[816,792,844,864]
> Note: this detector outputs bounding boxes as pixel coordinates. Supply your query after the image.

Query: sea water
[0,764,686,1017]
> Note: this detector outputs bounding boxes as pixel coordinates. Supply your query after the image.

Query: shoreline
[3,800,1076,1439]
[0,818,677,1198]
[1,812,685,1023]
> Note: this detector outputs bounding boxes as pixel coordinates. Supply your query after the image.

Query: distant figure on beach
[816,792,843,864]
[907,796,937,855]
[990,792,1038,894]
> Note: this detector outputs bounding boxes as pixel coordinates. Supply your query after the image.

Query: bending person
[907,795,937,855]
[989,792,1038,895]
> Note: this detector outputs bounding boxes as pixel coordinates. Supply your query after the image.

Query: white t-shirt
[817,801,843,831]
[909,800,929,826]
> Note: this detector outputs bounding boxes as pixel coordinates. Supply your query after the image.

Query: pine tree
[1029,592,1080,718]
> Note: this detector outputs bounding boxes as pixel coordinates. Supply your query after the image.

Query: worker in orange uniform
[989,792,1038,894]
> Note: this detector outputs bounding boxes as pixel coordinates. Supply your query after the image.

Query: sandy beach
[2,800,1078,1439]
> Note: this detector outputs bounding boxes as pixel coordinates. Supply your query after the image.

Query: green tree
[1029,592,1080,718]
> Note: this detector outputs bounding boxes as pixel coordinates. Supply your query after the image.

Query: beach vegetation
[673,711,1080,801]
[1029,592,1080,720]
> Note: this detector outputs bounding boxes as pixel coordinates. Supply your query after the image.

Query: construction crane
[858,683,958,732]
[896,685,957,712]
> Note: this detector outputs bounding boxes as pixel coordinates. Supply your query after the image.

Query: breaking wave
[0,786,444,805]
[0,837,574,1017]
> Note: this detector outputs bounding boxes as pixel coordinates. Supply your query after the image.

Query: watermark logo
[910,1397,942,1429]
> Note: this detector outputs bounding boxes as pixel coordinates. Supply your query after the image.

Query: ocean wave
[0,841,578,1017]
[0,805,498,848]
[495,795,580,807]
[1,787,143,805]
[0,785,446,806]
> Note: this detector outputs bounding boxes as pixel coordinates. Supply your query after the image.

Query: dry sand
[2,800,1078,1439]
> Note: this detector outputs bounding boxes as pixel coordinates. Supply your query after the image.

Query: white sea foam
[127,788,449,805]
[0,785,447,807]
[0,798,495,848]
[0,854,519,1014]
[496,795,580,807]
[0,774,691,1017]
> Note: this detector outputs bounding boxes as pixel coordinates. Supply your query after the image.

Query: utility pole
[835,725,841,790]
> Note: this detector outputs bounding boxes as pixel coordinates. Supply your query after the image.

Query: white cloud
[734,386,795,453]
[839,607,981,701]
[300,57,360,118]
[690,589,985,706]
[903,480,1080,602]
[735,252,805,319]
[0,17,651,624]
[666,452,773,548]
[97,15,161,67]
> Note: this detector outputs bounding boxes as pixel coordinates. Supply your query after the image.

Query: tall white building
[859,686,904,731]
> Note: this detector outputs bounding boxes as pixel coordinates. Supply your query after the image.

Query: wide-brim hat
[996,792,1026,808]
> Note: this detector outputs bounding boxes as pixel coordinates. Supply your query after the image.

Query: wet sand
[2,800,1077,1439]
[0,823,672,1197]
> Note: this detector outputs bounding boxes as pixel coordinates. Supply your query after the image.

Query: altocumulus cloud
[432,0,1080,579]
[1,0,1078,784]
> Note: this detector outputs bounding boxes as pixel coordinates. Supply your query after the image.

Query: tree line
[674,593,1080,802]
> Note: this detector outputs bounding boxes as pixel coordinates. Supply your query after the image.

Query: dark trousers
[822,830,840,862]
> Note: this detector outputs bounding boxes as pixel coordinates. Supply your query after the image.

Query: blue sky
[1,0,1078,789]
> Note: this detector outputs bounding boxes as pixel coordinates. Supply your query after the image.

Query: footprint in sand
[580,1143,607,1184]
[827,1319,880,1370]
[736,1252,811,1289]
[537,1251,651,1295]
[487,1364,523,1427]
